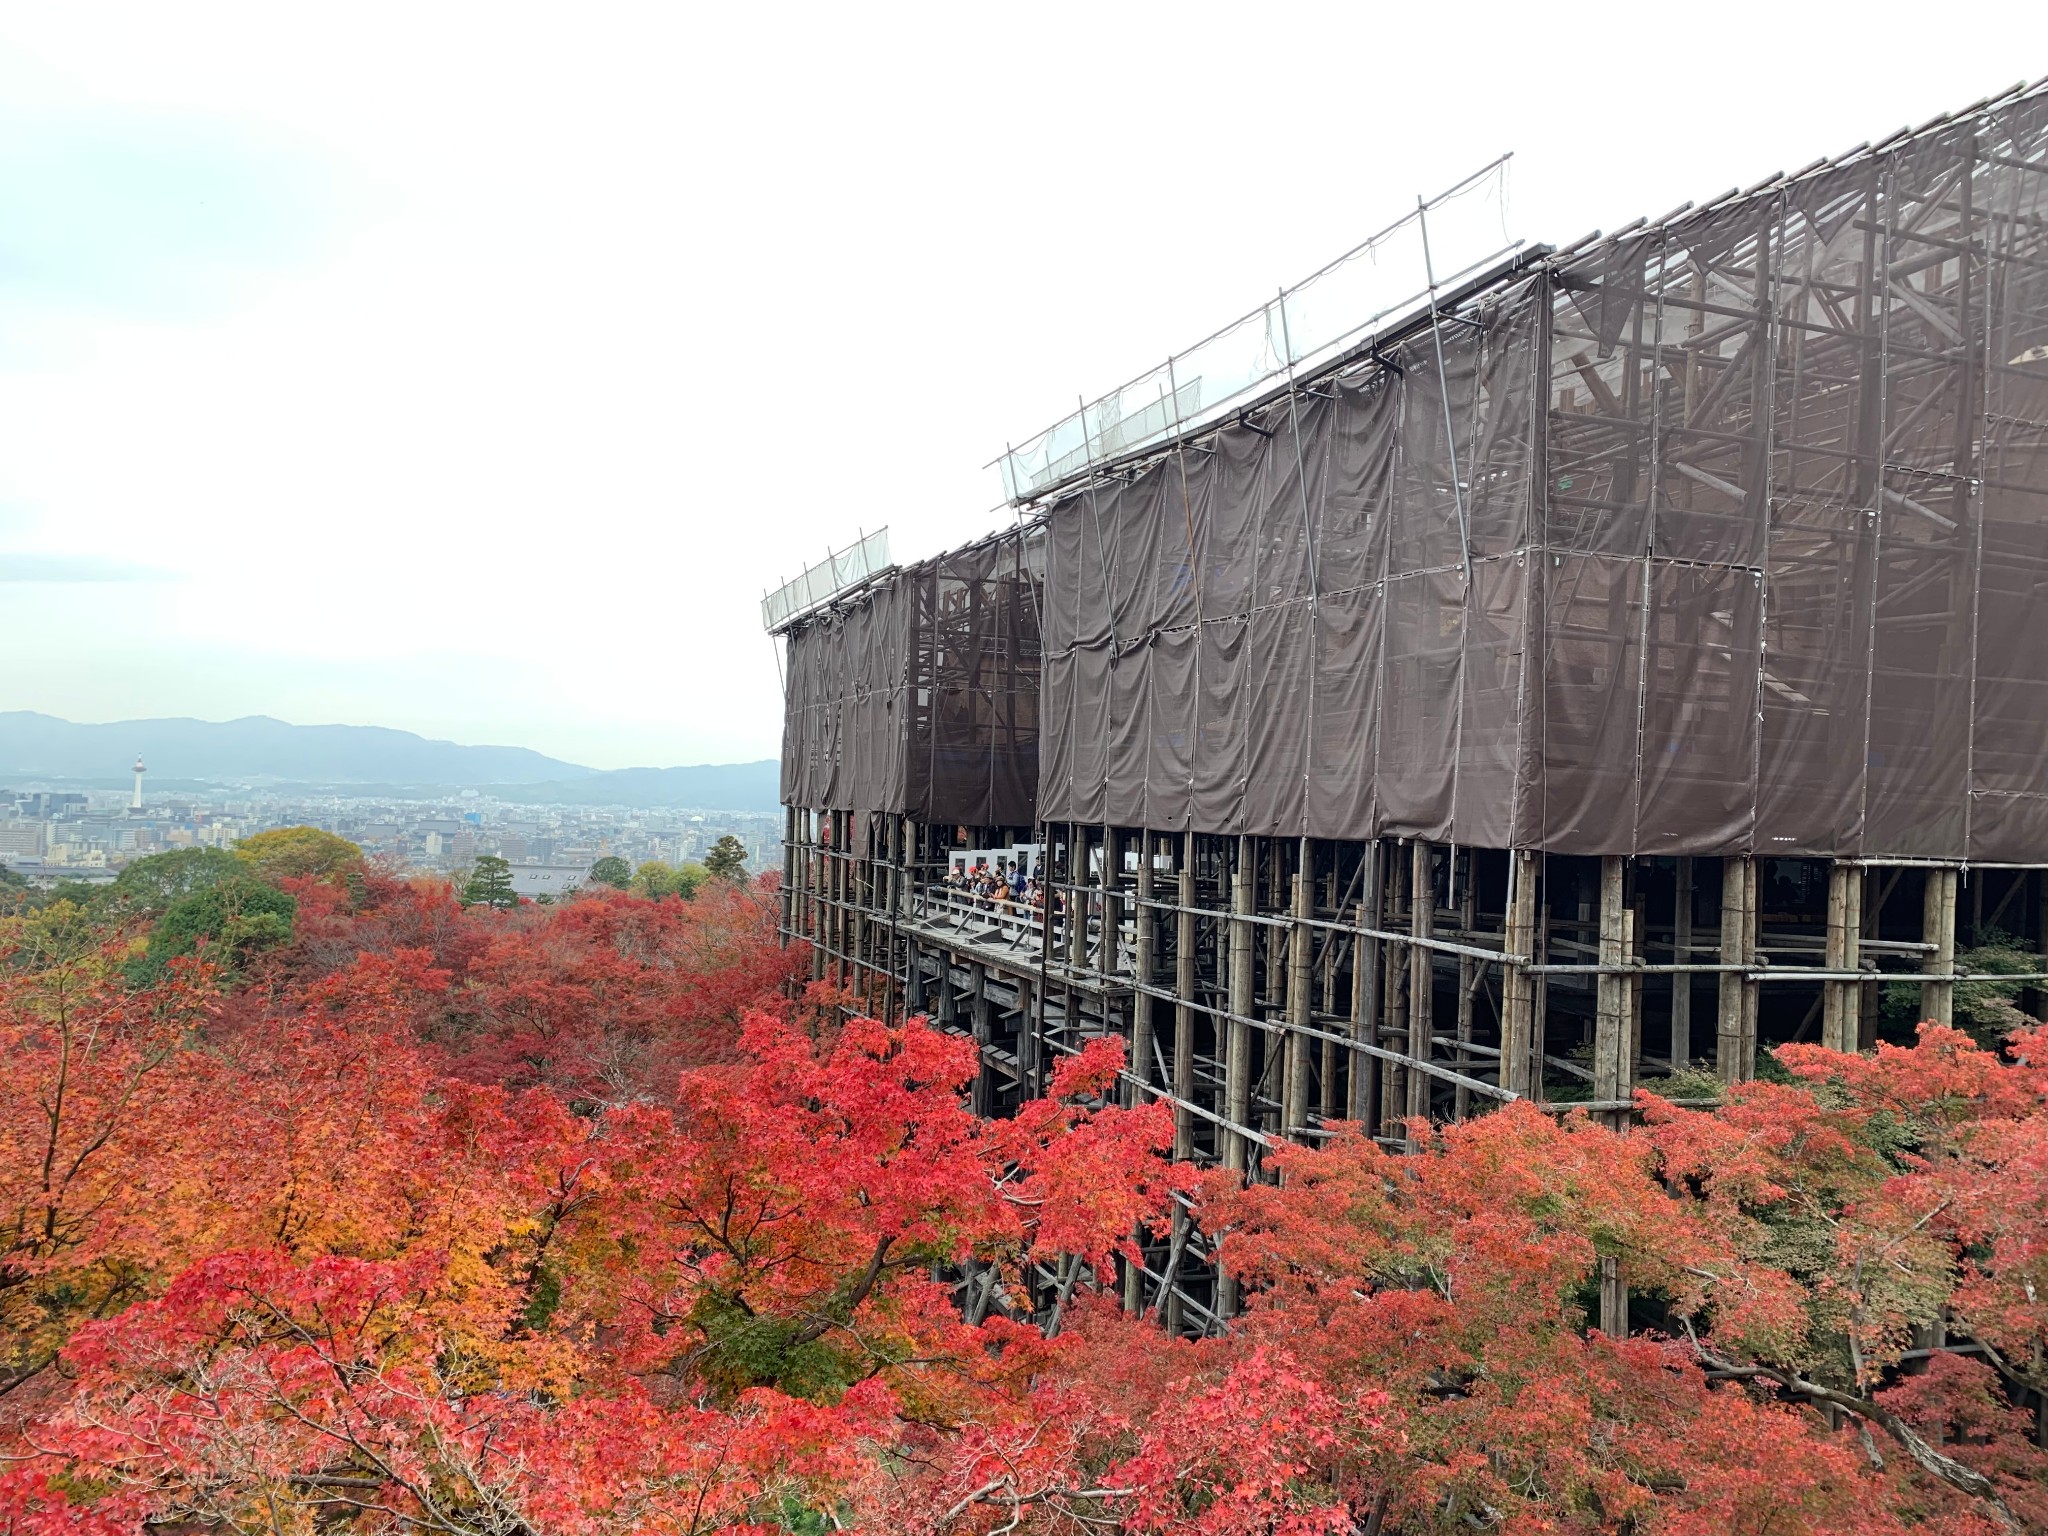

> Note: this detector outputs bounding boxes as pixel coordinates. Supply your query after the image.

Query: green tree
[110,848,245,915]
[631,861,675,900]
[235,826,363,883]
[631,860,710,901]
[589,856,631,890]
[463,854,519,910]
[146,876,296,974]
[703,836,748,882]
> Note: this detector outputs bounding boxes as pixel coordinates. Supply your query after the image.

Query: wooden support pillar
[905,940,927,1015]
[1225,837,1256,1171]
[1501,850,1538,1098]
[1671,856,1694,1066]
[1717,856,1758,1084]
[780,805,797,943]
[1129,836,1157,1109]
[1283,849,1313,1136]
[808,815,826,984]
[849,819,868,1004]
[1822,862,1864,1052]
[1593,856,1635,1110]
[1454,857,1476,1121]
[968,963,990,1116]
[1220,854,1253,1313]
[1348,842,1384,1122]
[1921,868,1958,1026]
[830,812,847,987]
[1098,826,1121,976]
[1381,843,1409,1135]
[1016,974,1038,1100]
[1407,840,1434,1126]
[1594,856,1633,1338]
[1068,825,1090,975]
[1173,834,1197,1160]
[1630,894,1645,1084]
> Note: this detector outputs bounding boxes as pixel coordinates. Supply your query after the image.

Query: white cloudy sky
[0,4,2029,768]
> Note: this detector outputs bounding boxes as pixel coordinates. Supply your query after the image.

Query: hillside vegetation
[0,840,2042,1534]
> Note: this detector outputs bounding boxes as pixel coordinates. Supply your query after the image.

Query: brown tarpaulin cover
[780,532,1045,827]
[786,92,2048,861]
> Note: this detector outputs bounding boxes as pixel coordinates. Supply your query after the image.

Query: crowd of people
[938,856,1057,922]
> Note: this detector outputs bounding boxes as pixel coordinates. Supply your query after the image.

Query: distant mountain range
[0,712,782,812]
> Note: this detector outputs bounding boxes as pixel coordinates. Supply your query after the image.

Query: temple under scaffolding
[768,81,2048,1333]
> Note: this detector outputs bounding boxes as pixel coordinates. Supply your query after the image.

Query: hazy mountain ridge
[0,713,783,811]
[0,711,590,784]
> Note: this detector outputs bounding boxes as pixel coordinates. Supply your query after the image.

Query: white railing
[915,884,1135,974]
[762,528,892,632]
[994,159,1519,505]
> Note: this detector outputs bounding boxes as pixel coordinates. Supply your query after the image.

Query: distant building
[0,824,46,859]
[506,864,587,899]
[11,792,87,818]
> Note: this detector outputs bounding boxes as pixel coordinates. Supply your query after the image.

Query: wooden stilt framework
[773,815,2048,1331]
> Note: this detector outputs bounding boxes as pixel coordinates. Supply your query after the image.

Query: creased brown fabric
[786,94,2048,860]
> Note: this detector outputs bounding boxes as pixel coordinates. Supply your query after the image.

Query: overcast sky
[0,5,2030,769]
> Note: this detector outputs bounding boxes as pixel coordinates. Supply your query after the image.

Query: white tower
[131,755,146,812]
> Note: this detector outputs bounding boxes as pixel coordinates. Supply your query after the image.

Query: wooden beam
[1671,856,1694,1065]
[1284,850,1313,1136]
[1349,842,1385,1123]
[1718,856,1758,1084]
[1501,850,1539,1098]
[1173,834,1196,1161]
[1130,835,1156,1110]
[1593,856,1635,1110]
[1822,862,1863,1051]
[1407,840,1434,1129]
[1382,846,1409,1136]
[1921,868,1958,1026]
[1454,857,1476,1121]
[1225,838,1256,1172]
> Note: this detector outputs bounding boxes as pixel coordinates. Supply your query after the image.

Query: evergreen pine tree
[464,854,519,909]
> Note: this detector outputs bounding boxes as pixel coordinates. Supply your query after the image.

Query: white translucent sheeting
[997,160,1519,505]
[762,528,892,632]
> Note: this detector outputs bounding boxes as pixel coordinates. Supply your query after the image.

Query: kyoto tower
[131,754,145,811]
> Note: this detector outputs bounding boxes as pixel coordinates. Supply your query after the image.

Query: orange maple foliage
[1,866,2043,1534]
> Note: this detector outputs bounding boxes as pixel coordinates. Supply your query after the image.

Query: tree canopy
[0,864,2042,1535]
[588,854,631,889]
[704,834,748,881]
[144,874,296,973]
[460,853,518,910]
[234,825,363,883]
[107,847,246,914]
[631,858,709,901]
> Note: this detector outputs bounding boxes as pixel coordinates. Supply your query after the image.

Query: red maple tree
[2,865,2043,1534]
